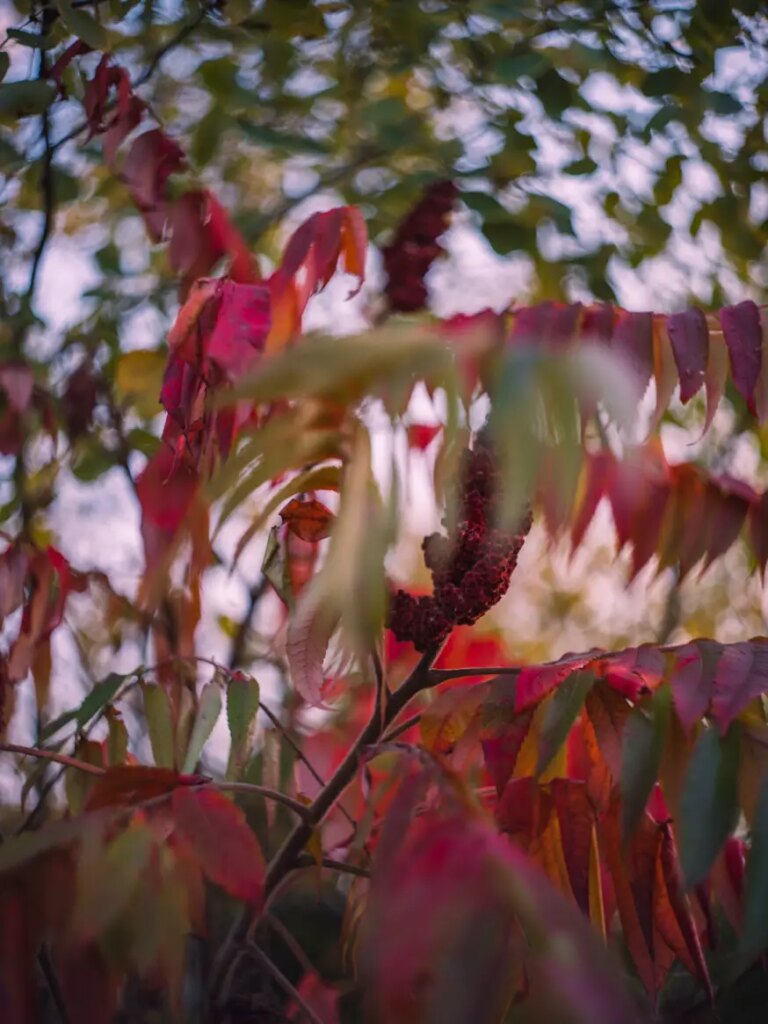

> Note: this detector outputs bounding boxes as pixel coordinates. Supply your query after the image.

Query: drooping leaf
[679,723,741,887]
[142,682,176,769]
[719,300,762,411]
[286,573,339,706]
[182,680,223,773]
[667,307,708,403]
[742,776,768,955]
[171,786,265,904]
[711,639,768,733]
[71,824,154,943]
[621,686,672,842]
[536,670,595,775]
[41,672,129,740]
[226,672,260,779]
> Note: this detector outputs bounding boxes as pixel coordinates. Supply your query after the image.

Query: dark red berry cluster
[382,180,458,313]
[389,435,532,651]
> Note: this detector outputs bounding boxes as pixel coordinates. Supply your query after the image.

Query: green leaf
[742,777,768,955]
[223,324,453,406]
[72,438,117,482]
[562,157,598,176]
[41,672,129,740]
[143,683,175,769]
[495,51,549,83]
[482,220,536,255]
[182,681,223,773]
[707,91,742,116]
[237,118,330,155]
[72,824,154,942]
[0,80,56,119]
[6,30,55,48]
[679,723,741,887]
[537,67,573,118]
[537,671,594,775]
[620,685,672,842]
[56,0,107,49]
[226,674,261,779]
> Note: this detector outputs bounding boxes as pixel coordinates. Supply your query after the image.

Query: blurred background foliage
[0,0,767,755]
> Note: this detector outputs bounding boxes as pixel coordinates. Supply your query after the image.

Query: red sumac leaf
[279,497,334,543]
[719,300,762,411]
[666,308,708,404]
[84,766,205,811]
[171,787,264,904]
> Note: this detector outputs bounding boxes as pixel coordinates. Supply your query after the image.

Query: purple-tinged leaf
[719,300,762,411]
[667,308,708,403]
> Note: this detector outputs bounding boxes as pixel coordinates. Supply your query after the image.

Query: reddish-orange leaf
[601,805,660,998]
[84,766,205,812]
[551,779,595,915]
[279,497,335,543]
[171,786,265,904]
[656,822,713,997]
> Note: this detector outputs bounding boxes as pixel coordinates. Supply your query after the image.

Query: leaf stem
[215,781,311,822]
[0,743,106,776]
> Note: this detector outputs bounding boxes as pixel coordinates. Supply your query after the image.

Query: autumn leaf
[279,497,335,543]
[171,786,265,904]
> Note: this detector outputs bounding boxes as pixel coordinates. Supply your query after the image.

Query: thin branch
[244,943,324,1024]
[263,912,316,977]
[0,743,106,776]
[228,576,268,670]
[428,666,521,682]
[208,642,442,1008]
[51,2,215,153]
[216,781,311,822]
[381,712,421,742]
[38,943,71,1024]
[293,853,370,879]
[25,16,56,307]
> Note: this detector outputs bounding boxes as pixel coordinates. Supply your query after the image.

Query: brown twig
[0,742,106,776]
[244,942,324,1024]
[216,781,311,822]
[51,2,216,152]
[208,643,442,1008]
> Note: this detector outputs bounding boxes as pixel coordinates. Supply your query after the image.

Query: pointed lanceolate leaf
[667,308,708,404]
[41,672,128,740]
[670,639,720,735]
[72,824,154,943]
[621,686,672,842]
[537,671,594,775]
[711,639,768,734]
[142,683,175,769]
[719,300,762,411]
[742,776,768,955]
[679,724,740,887]
[226,673,260,779]
[286,573,340,706]
[182,681,223,773]
[171,786,265,904]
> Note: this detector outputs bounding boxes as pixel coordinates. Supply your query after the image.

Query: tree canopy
[1,2,768,1023]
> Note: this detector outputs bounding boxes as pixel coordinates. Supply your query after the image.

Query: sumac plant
[2,3,768,1024]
